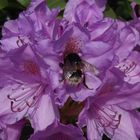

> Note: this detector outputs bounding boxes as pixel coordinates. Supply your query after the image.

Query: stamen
[124,61,136,74]
[8,83,45,113]
[117,61,137,74]
[11,101,26,112]
[90,104,121,137]
[7,84,39,101]
[16,36,26,48]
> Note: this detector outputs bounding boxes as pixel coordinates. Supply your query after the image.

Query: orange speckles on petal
[64,38,82,57]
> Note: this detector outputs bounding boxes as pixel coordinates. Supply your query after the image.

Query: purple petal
[29,122,84,140]
[82,41,111,57]
[115,26,139,61]
[82,50,114,72]
[64,0,104,25]
[130,110,140,138]
[112,107,138,140]
[87,119,103,140]
[84,72,102,90]
[30,94,59,131]
[116,51,140,84]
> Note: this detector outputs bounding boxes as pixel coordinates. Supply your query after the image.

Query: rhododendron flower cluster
[0,0,140,140]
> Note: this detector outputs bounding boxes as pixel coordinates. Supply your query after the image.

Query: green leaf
[107,0,132,20]
[0,0,8,9]
[134,0,140,5]
[104,6,117,18]
[17,0,30,7]
[46,0,66,10]
[117,0,132,20]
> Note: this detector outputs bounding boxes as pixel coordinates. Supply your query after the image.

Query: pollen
[64,38,81,57]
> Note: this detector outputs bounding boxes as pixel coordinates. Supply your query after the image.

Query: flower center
[63,38,82,58]
[22,60,40,76]
[99,83,114,97]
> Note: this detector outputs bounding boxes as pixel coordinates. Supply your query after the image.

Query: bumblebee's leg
[83,74,93,90]
[59,74,65,83]
[59,62,64,68]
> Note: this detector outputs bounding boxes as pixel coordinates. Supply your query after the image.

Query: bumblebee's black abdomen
[64,53,81,64]
[62,52,83,85]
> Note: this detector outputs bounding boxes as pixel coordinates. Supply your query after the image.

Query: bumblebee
[60,52,99,88]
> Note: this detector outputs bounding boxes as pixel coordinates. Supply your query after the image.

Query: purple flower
[116,50,140,84]
[53,23,116,103]
[0,0,61,131]
[52,18,126,104]
[0,0,140,139]
[1,0,59,52]
[78,68,140,140]
[112,21,140,84]
[0,45,59,131]
[29,121,85,140]
[64,0,106,27]
[114,24,139,62]
[51,0,140,104]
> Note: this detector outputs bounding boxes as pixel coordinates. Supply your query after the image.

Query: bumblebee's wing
[82,60,99,75]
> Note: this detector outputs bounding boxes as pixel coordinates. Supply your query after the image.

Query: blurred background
[1,0,140,39]
[0,0,140,140]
